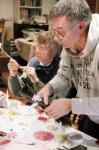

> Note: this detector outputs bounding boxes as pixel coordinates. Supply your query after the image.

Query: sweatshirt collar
[80,14,99,58]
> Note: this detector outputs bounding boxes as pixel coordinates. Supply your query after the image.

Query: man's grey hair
[49,0,92,23]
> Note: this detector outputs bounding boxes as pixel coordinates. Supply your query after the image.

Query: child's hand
[8,58,19,76]
[25,67,39,83]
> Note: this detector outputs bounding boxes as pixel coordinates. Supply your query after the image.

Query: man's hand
[8,58,20,77]
[37,84,52,105]
[44,98,71,119]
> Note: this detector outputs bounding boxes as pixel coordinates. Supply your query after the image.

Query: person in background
[8,31,62,99]
[37,0,99,139]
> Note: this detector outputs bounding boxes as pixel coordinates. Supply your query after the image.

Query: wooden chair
[0,18,8,88]
[0,18,6,48]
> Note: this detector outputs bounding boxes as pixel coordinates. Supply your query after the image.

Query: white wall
[0,0,14,39]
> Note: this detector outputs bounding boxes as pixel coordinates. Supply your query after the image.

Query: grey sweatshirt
[49,14,99,124]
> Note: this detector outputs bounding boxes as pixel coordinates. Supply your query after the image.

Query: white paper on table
[0,101,97,150]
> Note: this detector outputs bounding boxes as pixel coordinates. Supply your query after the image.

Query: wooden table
[0,99,98,150]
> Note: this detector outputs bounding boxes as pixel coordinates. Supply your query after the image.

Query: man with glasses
[37,0,99,139]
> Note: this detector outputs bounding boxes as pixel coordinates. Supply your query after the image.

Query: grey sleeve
[72,97,99,115]
[49,48,72,97]
[8,57,39,98]
[8,75,24,97]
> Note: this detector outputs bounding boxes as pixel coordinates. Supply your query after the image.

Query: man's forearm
[48,83,54,96]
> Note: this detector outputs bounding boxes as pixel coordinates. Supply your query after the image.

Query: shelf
[16,0,42,21]
[19,6,42,9]
[20,0,42,7]
[15,0,51,25]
